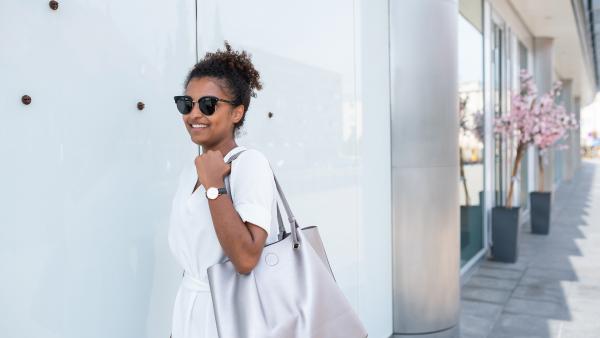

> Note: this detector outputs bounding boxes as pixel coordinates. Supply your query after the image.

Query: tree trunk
[538,152,545,192]
[505,142,525,208]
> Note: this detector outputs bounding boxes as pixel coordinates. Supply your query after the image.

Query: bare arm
[206,178,268,274]
[195,149,270,275]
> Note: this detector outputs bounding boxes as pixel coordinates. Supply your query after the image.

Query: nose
[189,101,207,118]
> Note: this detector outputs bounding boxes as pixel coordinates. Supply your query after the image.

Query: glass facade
[458,0,485,266]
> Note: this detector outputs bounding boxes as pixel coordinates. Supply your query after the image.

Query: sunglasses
[173,95,236,116]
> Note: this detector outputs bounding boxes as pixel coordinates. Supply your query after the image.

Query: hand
[194,150,231,189]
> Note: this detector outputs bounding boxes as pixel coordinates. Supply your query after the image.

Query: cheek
[212,111,232,130]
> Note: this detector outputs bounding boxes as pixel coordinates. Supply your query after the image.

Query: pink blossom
[494,70,578,151]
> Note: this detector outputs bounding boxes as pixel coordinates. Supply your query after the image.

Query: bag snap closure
[264,253,279,266]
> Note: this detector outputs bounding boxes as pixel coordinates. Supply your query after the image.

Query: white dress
[168,145,279,338]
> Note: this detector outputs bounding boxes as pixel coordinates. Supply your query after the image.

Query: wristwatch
[206,186,227,200]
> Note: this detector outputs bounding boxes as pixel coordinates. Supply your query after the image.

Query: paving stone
[524,267,578,282]
[474,267,524,280]
[460,299,503,318]
[503,298,571,319]
[459,314,495,338]
[516,275,561,289]
[561,283,600,300]
[487,313,563,338]
[511,284,568,304]
[464,275,519,291]
[461,286,512,304]
[460,300,502,338]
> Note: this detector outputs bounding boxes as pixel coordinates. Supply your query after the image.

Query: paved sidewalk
[460,159,600,338]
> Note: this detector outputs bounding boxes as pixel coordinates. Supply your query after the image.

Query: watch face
[206,187,218,199]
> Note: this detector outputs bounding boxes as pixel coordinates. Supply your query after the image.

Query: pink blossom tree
[530,81,578,191]
[494,70,577,207]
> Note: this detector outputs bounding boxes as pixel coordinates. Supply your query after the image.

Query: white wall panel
[194,0,360,309]
[193,1,392,335]
[0,1,196,337]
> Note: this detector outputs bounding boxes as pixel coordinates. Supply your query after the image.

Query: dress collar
[223,145,247,163]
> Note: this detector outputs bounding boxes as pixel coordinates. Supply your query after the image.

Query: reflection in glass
[458,0,484,266]
[518,41,529,211]
[492,22,505,208]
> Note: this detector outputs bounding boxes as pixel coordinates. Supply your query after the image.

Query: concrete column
[561,79,574,181]
[533,37,555,191]
[389,0,459,337]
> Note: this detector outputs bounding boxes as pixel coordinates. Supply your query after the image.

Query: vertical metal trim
[527,47,536,196]
[460,247,487,276]
[195,0,198,63]
[350,0,361,316]
[387,0,394,331]
[587,0,599,86]
[482,0,493,253]
[501,22,510,209]
[195,0,201,156]
[387,0,396,334]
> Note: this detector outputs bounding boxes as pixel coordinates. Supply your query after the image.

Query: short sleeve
[230,150,275,237]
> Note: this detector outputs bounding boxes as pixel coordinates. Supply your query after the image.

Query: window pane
[458,3,485,266]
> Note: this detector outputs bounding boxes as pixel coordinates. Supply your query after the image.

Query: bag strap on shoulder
[224,149,301,248]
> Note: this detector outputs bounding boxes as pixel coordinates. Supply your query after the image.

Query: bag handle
[224,149,301,249]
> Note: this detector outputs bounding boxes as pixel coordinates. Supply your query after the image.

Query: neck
[201,138,238,158]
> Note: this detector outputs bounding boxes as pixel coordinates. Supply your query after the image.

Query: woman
[168,41,278,338]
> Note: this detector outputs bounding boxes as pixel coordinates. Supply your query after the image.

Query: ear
[231,105,245,124]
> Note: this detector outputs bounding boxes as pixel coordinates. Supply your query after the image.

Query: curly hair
[183,40,263,137]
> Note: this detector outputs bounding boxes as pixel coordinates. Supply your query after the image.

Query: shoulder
[232,148,272,176]
[236,148,270,166]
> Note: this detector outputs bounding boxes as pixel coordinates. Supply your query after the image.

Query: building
[0,0,596,337]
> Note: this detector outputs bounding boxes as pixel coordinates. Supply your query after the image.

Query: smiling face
[182,76,245,148]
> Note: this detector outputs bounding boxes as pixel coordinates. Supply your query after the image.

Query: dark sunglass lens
[175,98,192,114]
[199,97,217,116]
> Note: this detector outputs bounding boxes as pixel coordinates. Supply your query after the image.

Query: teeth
[191,124,207,128]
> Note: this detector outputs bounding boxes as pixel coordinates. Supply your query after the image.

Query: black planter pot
[491,206,520,263]
[530,191,551,235]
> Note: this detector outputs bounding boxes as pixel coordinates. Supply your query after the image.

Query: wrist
[205,178,225,188]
